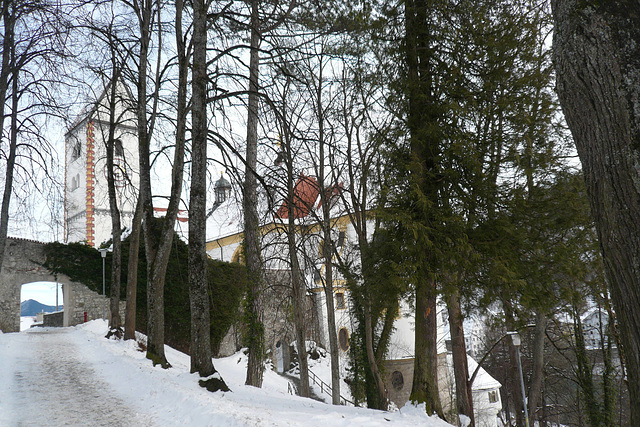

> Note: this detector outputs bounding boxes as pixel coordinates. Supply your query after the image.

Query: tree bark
[447,289,474,426]
[0,3,16,275]
[287,219,310,398]
[405,0,444,416]
[552,1,640,423]
[410,276,443,416]
[105,64,122,337]
[363,297,388,410]
[124,197,143,341]
[243,0,265,388]
[189,0,215,378]
[527,310,547,427]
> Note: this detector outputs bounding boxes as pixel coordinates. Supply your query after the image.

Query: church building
[64,82,139,247]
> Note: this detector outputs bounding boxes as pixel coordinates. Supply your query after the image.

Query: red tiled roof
[276,174,320,219]
[154,207,189,222]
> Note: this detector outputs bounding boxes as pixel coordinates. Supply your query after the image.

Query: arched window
[391,371,404,391]
[338,327,349,351]
[231,246,245,264]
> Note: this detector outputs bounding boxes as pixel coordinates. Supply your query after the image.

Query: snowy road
[0,328,153,426]
[0,322,450,427]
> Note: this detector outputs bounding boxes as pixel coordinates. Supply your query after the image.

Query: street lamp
[508,331,529,427]
[99,248,108,320]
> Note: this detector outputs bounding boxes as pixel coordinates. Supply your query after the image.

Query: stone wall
[385,358,415,408]
[385,353,450,411]
[43,311,64,327]
[215,268,321,376]
[0,237,124,332]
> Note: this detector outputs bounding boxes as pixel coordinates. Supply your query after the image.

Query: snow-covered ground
[20,316,37,330]
[0,321,452,426]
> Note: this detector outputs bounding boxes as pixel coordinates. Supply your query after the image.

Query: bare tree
[189,0,219,381]
[0,0,69,270]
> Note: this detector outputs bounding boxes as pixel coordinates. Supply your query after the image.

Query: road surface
[0,327,154,426]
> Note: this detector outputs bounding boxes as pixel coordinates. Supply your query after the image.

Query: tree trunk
[124,197,143,340]
[573,303,602,426]
[135,0,181,369]
[552,1,640,423]
[105,65,122,337]
[527,310,547,427]
[287,223,310,398]
[279,89,310,396]
[363,297,388,410]
[243,0,265,388]
[405,0,443,415]
[503,303,525,427]
[315,58,340,406]
[410,276,443,416]
[189,0,215,378]
[0,5,16,275]
[447,289,474,426]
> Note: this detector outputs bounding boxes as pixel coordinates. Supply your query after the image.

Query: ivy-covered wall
[44,233,248,355]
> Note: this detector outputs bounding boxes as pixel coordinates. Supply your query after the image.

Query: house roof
[468,356,502,391]
[276,174,321,219]
[206,171,345,243]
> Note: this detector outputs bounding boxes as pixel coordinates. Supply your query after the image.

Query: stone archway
[0,237,111,333]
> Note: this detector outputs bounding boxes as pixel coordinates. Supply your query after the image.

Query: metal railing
[307,369,354,406]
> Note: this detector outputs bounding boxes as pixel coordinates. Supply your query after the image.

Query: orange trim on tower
[86,121,95,247]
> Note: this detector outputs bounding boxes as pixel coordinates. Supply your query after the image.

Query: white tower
[64,81,139,247]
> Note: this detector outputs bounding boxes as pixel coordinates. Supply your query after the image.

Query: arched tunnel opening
[20,282,64,331]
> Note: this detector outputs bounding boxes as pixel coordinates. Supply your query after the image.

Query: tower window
[214,173,231,205]
[71,141,81,160]
[114,139,124,158]
[336,292,345,310]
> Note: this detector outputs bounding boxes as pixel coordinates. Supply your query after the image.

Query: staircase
[280,369,354,406]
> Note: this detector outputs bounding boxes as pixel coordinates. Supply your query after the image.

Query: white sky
[20,282,64,306]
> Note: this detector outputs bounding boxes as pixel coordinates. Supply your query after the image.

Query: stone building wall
[0,237,124,332]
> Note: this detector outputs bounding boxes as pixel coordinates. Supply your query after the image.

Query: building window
[337,230,345,248]
[336,292,345,310]
[338,327,349,351]
[114,139,124,157]
[391,371,404,391]
[488,390,499,403]
[70,174,81,191]
[71,141,81,160]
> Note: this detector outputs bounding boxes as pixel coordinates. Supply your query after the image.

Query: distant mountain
[20,299,63,317]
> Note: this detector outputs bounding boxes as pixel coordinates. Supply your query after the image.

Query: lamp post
[99,248,108,320]
[508,331,529,427]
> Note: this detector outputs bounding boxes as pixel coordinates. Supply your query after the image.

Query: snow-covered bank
[0,320,452,426]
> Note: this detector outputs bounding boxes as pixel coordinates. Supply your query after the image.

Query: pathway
[0,328,154,426]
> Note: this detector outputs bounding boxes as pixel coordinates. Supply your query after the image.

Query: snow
[20,316,37,331]
[0,321,452,427]
[467,356,501,391]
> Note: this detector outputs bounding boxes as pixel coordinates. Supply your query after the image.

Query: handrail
[307,368,354,406]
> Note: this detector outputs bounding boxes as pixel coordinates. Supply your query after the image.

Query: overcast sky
[21,282,63,306]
